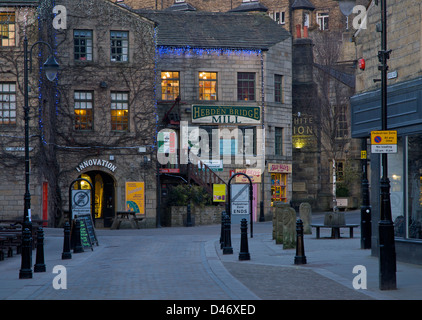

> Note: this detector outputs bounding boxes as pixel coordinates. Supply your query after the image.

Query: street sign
[71,189,91,218]
[230,184,250,215]
[371,130,397,153]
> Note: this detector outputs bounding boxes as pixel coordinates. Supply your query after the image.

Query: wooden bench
[311,224,360,239]
[0,233,20,260]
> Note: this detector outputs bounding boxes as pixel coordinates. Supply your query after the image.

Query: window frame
[110,91,129,131]
[317,12,329,31]
[275,127,283,156]
[0,82,16,125]
[199,71,217,101]
[237,72,255,101]
[0,11,16,47]
[274,74,284,103]
[110,31,129,62]
[161,71,180,101]
[74,90,94,131]
[73,29,93,61]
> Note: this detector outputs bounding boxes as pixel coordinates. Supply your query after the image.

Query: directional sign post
[371,130,397,153]
[227,173,253,238]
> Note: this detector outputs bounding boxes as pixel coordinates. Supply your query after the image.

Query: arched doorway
[75,170,115,227]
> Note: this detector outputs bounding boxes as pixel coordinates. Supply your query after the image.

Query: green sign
[192,105,261,124]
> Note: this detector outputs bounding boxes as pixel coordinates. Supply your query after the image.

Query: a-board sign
[79,218,92,250]
[77,214,98,247]
[230,184,250,215]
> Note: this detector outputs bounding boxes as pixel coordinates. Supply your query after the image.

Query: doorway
[75,170,115,227]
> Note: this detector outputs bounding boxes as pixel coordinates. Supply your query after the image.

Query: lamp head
[43,55,59,81]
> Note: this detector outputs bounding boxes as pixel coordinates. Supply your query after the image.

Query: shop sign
[192,105,261,124]
[213,184,226,202]
[268,163,292,173]
[231,169,261,183]
[200,159,223,171]
[125,182,145,215]
[76,158,117,173]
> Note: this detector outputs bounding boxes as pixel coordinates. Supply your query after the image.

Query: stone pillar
[273,202,296,249]
[299,202,312,234]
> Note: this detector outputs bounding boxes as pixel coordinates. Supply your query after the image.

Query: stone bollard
[19,228,33,279]
[34,227,46,272]
[222,214,233,255]
[62,222,72,260]
[73,219,84,253]
[299,202,312,234]
[239,218,250,261]
[294,219,307,265]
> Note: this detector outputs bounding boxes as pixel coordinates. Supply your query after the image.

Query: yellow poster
[125,182,145,215]
[213,184,226,202]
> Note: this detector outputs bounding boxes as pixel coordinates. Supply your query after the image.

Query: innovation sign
[192,105,261,124]
[371,130,397,153]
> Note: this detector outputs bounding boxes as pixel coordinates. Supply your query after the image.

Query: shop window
[161,71,180,101]
[74,91,93,130]
[271,173,287,206]
[199,72,217,101]
[0,12,15,47]
[110,31,128,62]
[406,135,422,239]
[0,82,16,125]
[74,30,93,61]
[237,72,255,101]
[111,92,129,131]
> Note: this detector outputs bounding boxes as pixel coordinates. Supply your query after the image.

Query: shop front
[351,76,422,264]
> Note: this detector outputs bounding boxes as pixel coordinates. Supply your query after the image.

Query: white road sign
[231,184,250,215]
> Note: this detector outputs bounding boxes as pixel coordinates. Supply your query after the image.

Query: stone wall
[170,205,223,226]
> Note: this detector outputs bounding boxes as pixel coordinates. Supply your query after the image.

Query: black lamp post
[19,36,59,279]
[378,0,396,290]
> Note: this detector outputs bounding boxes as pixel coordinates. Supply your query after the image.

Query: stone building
[0,0,158,227]
[351,0,422,264]
[136,9,293,223]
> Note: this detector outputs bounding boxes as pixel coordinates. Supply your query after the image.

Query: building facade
[0,0,158,227]
[351,0,422,264]
[137,10,293,223]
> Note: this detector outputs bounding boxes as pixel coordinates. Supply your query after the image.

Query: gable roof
[135,10,291,51]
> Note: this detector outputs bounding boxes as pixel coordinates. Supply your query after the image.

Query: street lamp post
[19,36,59,279]
[378,0,396,290]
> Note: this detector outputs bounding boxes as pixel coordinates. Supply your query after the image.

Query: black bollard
[62,222,72,260]
[220,212,226,249]
[222,214,233,254]
[239,218,250,261]
[19,228,33,279]
[73,219,84,253]
[186,203,193,227]
[34,227,46,272]
[294,219,307,265]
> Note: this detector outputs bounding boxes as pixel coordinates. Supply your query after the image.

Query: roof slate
[135,10,291,50]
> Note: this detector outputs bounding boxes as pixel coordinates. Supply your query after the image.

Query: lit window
[161,71,180,101]
[0,12,15,47]
[110,31,128,62]
[199,72,217,101]
[237,72,255,101]
[74,30,93,61]
[0,82,16,125]
[74,91,93,130]
[111,92,129,131]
